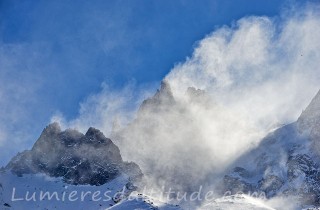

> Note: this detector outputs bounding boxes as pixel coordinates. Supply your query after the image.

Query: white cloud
[51,81,156,134]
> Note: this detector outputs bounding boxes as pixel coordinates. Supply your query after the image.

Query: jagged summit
[151,80,175,104]
[138,80,212,114]
[42,122,61,134]
[84,127,114,145]
[6,123,142,186]
[138,80,175,113]
[138,80,209,114]
[157,80,174,97]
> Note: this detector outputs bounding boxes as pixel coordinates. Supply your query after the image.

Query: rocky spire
[154,80,174,102]
[138,80,175,113]
[42,122,61,135]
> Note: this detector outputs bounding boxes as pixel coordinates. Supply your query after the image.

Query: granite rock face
[6,123,142,186]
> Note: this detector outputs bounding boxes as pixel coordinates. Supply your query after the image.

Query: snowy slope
[0,124,145,210]
[0,170,183,210]
[107,193,182,210]
[198,194,276,210]
[0,170,129,210]
[222,90,320,207]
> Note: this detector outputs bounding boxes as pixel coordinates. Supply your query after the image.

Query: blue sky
[0,0,315,166]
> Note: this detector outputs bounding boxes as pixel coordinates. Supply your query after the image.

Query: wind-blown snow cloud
[160,4,320,189]
[166,6,320,125]
[161,4,320,158]
[52,3,320,200]
[51,82,156,134]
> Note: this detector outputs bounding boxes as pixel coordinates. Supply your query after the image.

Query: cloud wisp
[51,82,156,135]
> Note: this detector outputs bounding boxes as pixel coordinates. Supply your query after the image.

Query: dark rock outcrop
[6,123,142,186]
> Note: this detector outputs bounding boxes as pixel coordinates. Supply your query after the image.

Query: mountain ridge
[5,123,142,186]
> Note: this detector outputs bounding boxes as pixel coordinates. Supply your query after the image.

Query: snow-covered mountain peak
[42,122,62,135]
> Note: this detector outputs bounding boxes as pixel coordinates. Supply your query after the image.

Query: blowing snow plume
[110,5,320,192]
[53,4,320,197]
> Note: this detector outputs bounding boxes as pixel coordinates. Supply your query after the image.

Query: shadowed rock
[6,123,142,186]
